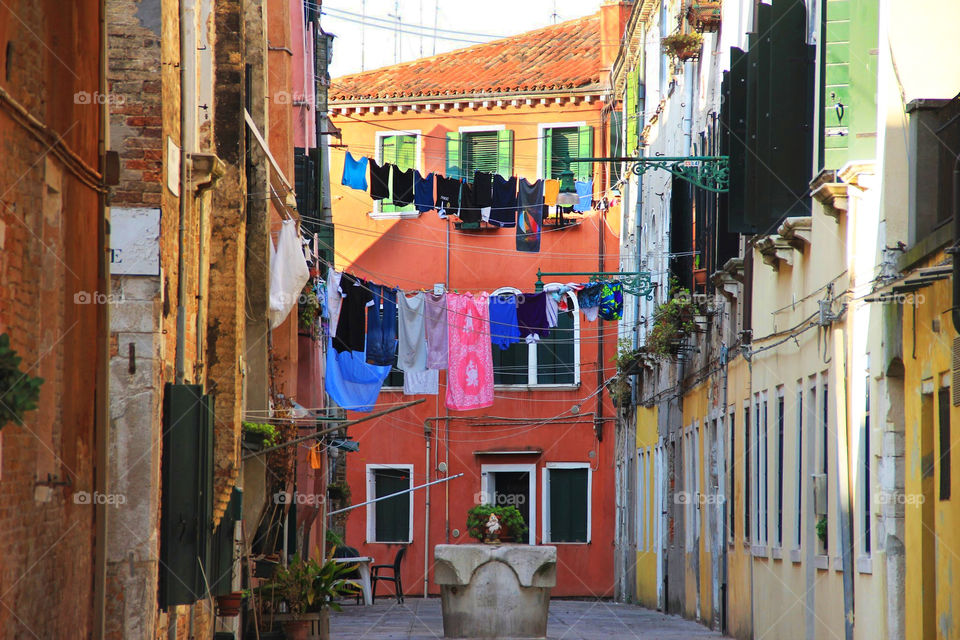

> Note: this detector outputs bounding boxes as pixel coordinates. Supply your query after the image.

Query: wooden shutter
[576,125,594,182]
[397,135,416,171]
[546,128,578,179]
[374,469,410,542]
[626,68,638,153]
[549,468,588,542]
[464,131,499,176]
[536,310,575,385]
[159,384,214,608]
[446,132,461,179]
[497,129,514,176]
[209,487,242,597]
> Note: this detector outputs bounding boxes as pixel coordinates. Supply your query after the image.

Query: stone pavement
[330,598,733,639]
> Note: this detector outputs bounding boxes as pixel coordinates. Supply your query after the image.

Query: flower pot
[687,2,722,32]
[281,619,311,640]
[215,592,243,617]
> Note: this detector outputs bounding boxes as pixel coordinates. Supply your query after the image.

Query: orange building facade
[326,6,630,597]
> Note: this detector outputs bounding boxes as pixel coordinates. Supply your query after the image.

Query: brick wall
[0,0,104,637]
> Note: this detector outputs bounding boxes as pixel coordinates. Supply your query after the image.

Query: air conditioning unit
[812,473,827,516]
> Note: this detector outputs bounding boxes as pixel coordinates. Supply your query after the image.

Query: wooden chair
[371,547,406,604]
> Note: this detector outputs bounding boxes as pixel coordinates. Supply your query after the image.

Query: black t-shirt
[333,274,373,353]
[369,160,391,200]
[435,175,461,213]
[473,171,493,208]
[491,175,518,227]
[392,166,415,206]
[458,182,481,223]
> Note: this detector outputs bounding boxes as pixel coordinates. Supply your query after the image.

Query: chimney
[599,1,633,70]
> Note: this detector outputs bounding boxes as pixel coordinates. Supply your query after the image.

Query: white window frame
[536,121,588,180]
[637,448,647,551]
[371,129,422,220]
[775,386,785,549]
[795,381,804,551]
[365,463,414,543]
[541,462,592,544]
[490,284,580,389]
[481,463,536,545]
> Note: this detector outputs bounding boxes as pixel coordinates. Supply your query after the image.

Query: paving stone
[330,598,733,639]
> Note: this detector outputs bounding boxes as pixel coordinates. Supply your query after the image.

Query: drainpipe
[951,155,960,333]
[424,422,432,597]
[93,0,109,635]
[175,0,198,385]
[683,63,694,156]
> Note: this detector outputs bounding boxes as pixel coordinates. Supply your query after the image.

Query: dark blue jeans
[366,285,398,366]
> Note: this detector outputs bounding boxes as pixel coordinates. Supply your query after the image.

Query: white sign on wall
[110,207,160,276]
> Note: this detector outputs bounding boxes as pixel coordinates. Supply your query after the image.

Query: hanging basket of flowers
[661,33,704,61]
[686,2,722,33]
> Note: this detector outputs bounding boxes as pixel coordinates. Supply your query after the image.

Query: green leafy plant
[816,516,828,544]
[614,337,645,376]
[298,282,320,333]
[661,32,703,60]
[327,480,351,501]
[608,376,633,408]
[0,333,43,429]
[242,421,280,448]
[255,551,359,615]
[645,280,699,359]
[466,504,528,542]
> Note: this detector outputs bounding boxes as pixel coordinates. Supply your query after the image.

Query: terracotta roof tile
[330,13,602,102]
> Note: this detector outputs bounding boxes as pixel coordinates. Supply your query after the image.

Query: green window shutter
[549,468,588,542]
[536,309,575,385]
[492,340,530,385]
[626,68,638,153]
[380,135,417,213]
[497,129,514,176]
[576,125,594,182]
[543,128,553,178]
[463,131,500,176]
[609,111,623,182]
[210,487,242,597]
[397,135,416,171]
[545,128,578,180]
[446,132,461,179]
[374,469,410,542]
[160,384,214,608]
[381,136,398,213]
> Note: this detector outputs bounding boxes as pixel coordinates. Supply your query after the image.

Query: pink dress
[445,293,494,411]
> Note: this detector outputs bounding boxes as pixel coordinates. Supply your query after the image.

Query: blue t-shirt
[414,171,435,213]
[341,152,369,191]
[489,293,521,350]
[574,180,593,212]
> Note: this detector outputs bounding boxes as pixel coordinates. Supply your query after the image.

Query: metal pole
[327,474,464,516]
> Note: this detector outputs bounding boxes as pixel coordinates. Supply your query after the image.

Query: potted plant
[256,552,359,640]
[326,480,351,502]
[298,281,321,337]
[215,591,244,617]
[466,504,528,544]
[661,32,703,61]
[645,281,699,359]
[816,516,828,547]
[686,1,722,32]
[0,333,43,429]
[242,421,279,450]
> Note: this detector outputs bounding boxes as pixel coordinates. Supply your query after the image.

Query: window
[863,375,872,553]
[540,124,594,181]
[776,387,785,547]
[366,465,413,543]
[638,449,648,551]
[446,127,513,179]
[543,464,591,543]
[743,403,751,541]
[375,132,420,217]
[382,304,404,388]
[761,394,768,545]
[939,384,951,500]
[728,408,736,543]
[796,383,804,549]
[908,98,960,244]
[490,287,579,387]
[821,376,830,553]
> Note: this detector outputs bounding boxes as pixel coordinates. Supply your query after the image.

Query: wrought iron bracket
[572,156,729,193]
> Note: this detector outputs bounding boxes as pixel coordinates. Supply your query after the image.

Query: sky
[322,0,606,79]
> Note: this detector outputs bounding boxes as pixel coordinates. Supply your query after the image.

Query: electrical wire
[319,5,505,39]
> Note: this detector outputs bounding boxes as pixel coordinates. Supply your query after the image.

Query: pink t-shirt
[445,292,494,411]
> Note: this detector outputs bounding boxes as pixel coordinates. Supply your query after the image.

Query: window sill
[857,555,873,574]
[790,549,803,564]
[367,540,412,545]
[751,544,768,558]
[832,556,843,572]
[547,541,590,545]
[368,210,422,220]
[814,555,830,570]
[494,383,580,391]
[771,547,783,560]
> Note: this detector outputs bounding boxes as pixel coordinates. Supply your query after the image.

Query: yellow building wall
[903,258,960,640]
[636,404,659,609]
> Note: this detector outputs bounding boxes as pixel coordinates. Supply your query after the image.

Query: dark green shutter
[536,310,575,384]
[160,384,214,608]
[210,487,243,597]
[492,341,529,385]
[549,469,588,542]
[385,305,404,387]
[576,126,594,182]
[374,469,410,542]
[463,131,500,176]
[626,68,638,153]
[609,111,623,182]
[380,135,416,214]
[446,132,461,179]
[497,129,514,176]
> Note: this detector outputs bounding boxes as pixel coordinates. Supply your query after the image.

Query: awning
[863,264,951,303]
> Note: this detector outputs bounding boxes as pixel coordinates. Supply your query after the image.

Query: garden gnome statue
[485,513,501,543]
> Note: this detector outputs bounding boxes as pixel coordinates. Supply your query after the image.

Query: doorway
[480,463,536,544]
